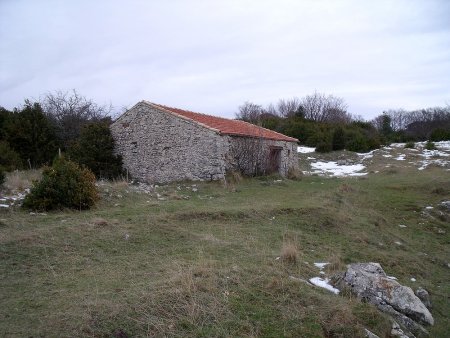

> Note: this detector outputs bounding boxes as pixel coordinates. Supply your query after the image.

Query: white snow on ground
[310,161,367,177]
[297,146,316,153]
[0,190,29,208]
[303,140,450,177]
[309,277,340,294]
[357,150,375,160]
[417,145,450,170]
[314,262,329,269]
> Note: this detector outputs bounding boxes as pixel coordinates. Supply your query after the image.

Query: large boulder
[333,263,433,337]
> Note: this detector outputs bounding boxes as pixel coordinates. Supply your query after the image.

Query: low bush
[345,131,370,152]
[287,166,303,180]
[404,141,415,149]
[430,128,450,141]
[0,167,5,186]
[68,122,124,180]
[0,141,22,171]
[332,127,346,151]
[22,157,98,211]
[425,141,436,150]
[315,141,332,153]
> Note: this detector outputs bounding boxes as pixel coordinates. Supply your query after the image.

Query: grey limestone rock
[415,287,432,310]
[334,263,434,337]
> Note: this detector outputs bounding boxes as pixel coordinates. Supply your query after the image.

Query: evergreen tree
[332,127,346,150]
[4,101,59,168]
[68,121,124,179]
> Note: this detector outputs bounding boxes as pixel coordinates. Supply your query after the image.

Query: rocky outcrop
[333,263,433,337]
[415,287,432,310]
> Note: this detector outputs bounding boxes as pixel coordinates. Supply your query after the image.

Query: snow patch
[297,146,316,153]
[314,262,329,269]
[309,277,340,294]
[310,161,367,177]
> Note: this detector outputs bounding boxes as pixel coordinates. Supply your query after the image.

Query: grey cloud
[0,0,449,119]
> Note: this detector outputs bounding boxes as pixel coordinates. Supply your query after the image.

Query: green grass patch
[0,168,449,337]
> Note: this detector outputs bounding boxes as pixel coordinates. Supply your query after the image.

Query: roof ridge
[141,100,298,142]
[152,102,243,122]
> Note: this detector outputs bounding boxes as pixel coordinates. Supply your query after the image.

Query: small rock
[410,278,416,282]
[391,321,409,338]
[364,328,380,338]
[415,287,432,309]
[394,241,402,245]
[398,224,407,228]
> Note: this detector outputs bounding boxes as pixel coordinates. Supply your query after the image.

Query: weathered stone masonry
[111,101,298,183]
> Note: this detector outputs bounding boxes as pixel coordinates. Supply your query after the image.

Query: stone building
[111,101,298,183]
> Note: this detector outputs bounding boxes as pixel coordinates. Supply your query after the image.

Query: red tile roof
[148,102,298,142]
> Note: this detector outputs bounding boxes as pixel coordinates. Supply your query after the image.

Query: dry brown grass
[3,169,41,192]
[281,241,299,264]
[287,166,303,180]
[91,217,109,226]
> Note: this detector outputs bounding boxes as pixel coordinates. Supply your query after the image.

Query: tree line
[0,90,123,179]
[235,92,450,152]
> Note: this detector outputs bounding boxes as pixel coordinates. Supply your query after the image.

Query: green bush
[425,141,436,150]
[22,157,98,211]
[315,141,332,153]
[430,128,450,141]
[0,167,5,186]
[68,122,124,180]
[404,141,415,149]
[345,133,369,153]
[0,141,23,171]
[332,127,346,151]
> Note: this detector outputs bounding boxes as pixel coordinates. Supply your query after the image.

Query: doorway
[268,147,282,174]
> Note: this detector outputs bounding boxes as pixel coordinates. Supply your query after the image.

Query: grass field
[1,163,449,336]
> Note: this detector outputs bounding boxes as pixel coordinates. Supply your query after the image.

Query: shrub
[345,133,369,153]
[0,141,23,171]
[315,141,332,153]
[0,167,5,186]
[404,141,415,149]
[332,127,346,151]
[68,121,124,180]
[22,157,98,211]
[425,141,436,150]
[3,101,59,168]
[281,241,298,264]
[430,128,450,141]
[287,166,303,180]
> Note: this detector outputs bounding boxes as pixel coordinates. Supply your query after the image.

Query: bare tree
[41,90,112,148]
[235,101,265,124]
[301,92,349,123]
[276,97,302,118]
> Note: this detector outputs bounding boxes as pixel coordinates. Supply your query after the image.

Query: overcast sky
[1,0,449,119]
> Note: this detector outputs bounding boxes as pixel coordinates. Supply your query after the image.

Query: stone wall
[111,102,228,183]
[111,101,299,183]
[226,136,298,176]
